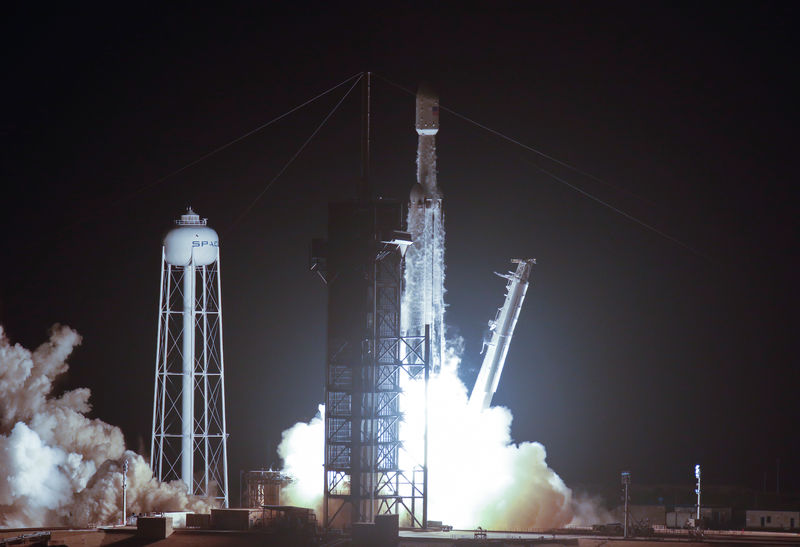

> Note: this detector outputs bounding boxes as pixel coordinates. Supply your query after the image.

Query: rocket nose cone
[409,183,425,205]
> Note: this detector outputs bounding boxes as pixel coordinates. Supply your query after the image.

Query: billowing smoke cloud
[277,338,604,531]
[403,342,573,529]
[0,325,213,527]
[277,405,324,514]
[569,492,614,527]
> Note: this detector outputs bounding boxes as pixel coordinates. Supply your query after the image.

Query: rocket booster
[403,84,446,373]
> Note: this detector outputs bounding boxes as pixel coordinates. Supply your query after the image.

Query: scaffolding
[319,200,427,529]
[241,469,289,508]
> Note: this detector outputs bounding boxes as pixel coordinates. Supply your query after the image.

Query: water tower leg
[182,262,195,492]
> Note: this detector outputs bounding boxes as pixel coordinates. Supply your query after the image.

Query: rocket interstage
[403,84,446,374]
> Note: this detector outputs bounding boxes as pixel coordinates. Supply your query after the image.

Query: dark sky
[1,3,796,504]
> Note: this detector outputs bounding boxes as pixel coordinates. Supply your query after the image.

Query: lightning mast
[469,258,536,409]
[695,464,702,522]
[621,471,631,538]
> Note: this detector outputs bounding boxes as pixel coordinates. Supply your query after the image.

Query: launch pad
[3,525,799,546]
[313,75,541,531]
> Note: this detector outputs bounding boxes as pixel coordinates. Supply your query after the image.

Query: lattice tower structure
[241,470,288,507]
[151,208,229,507]
[321,199,427,529]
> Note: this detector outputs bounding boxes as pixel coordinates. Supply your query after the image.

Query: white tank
[164,208,219,266]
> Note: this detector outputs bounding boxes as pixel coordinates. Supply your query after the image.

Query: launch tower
[313,74,428,529]
[151,208,229,507]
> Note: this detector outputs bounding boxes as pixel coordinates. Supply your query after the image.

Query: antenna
[358,71,371,201]
[122,460,128,526]
[695,464,702,522]
[621,471,631,538]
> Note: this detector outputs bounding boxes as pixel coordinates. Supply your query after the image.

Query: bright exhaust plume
[278,340,589,530]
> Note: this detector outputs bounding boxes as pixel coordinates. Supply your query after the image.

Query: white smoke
[569,492,614,527]
[400,341,574,530]
[275,98,604,526]
[277,405,324,514]
[0,324,214,527]
[277,338,602,530]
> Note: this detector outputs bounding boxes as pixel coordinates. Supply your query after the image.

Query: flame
[278,341,576,530]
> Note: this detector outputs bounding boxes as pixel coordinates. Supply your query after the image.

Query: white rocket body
[402,85,446,373]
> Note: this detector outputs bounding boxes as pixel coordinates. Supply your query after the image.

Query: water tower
[151,207,229,507]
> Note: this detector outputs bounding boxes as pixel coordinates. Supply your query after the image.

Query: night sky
[2,3,796,504]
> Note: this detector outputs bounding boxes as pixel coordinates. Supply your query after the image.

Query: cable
[68,72,364,229]
[520,156,714,262]
[151,72,363,189]
[226,73,364,233]
[374,73,709,261]
[373,73,645,198]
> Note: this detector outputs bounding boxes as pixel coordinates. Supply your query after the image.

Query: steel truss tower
[151,209,229,507]
[316,200,428,529]
[240,469,288,508]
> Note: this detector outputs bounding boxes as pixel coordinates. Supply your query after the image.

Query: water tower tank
[164,208,219,266]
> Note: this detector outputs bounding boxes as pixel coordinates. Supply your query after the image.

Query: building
[614,504,666,527]
[666,506,732,529]
[744,510,798,530]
